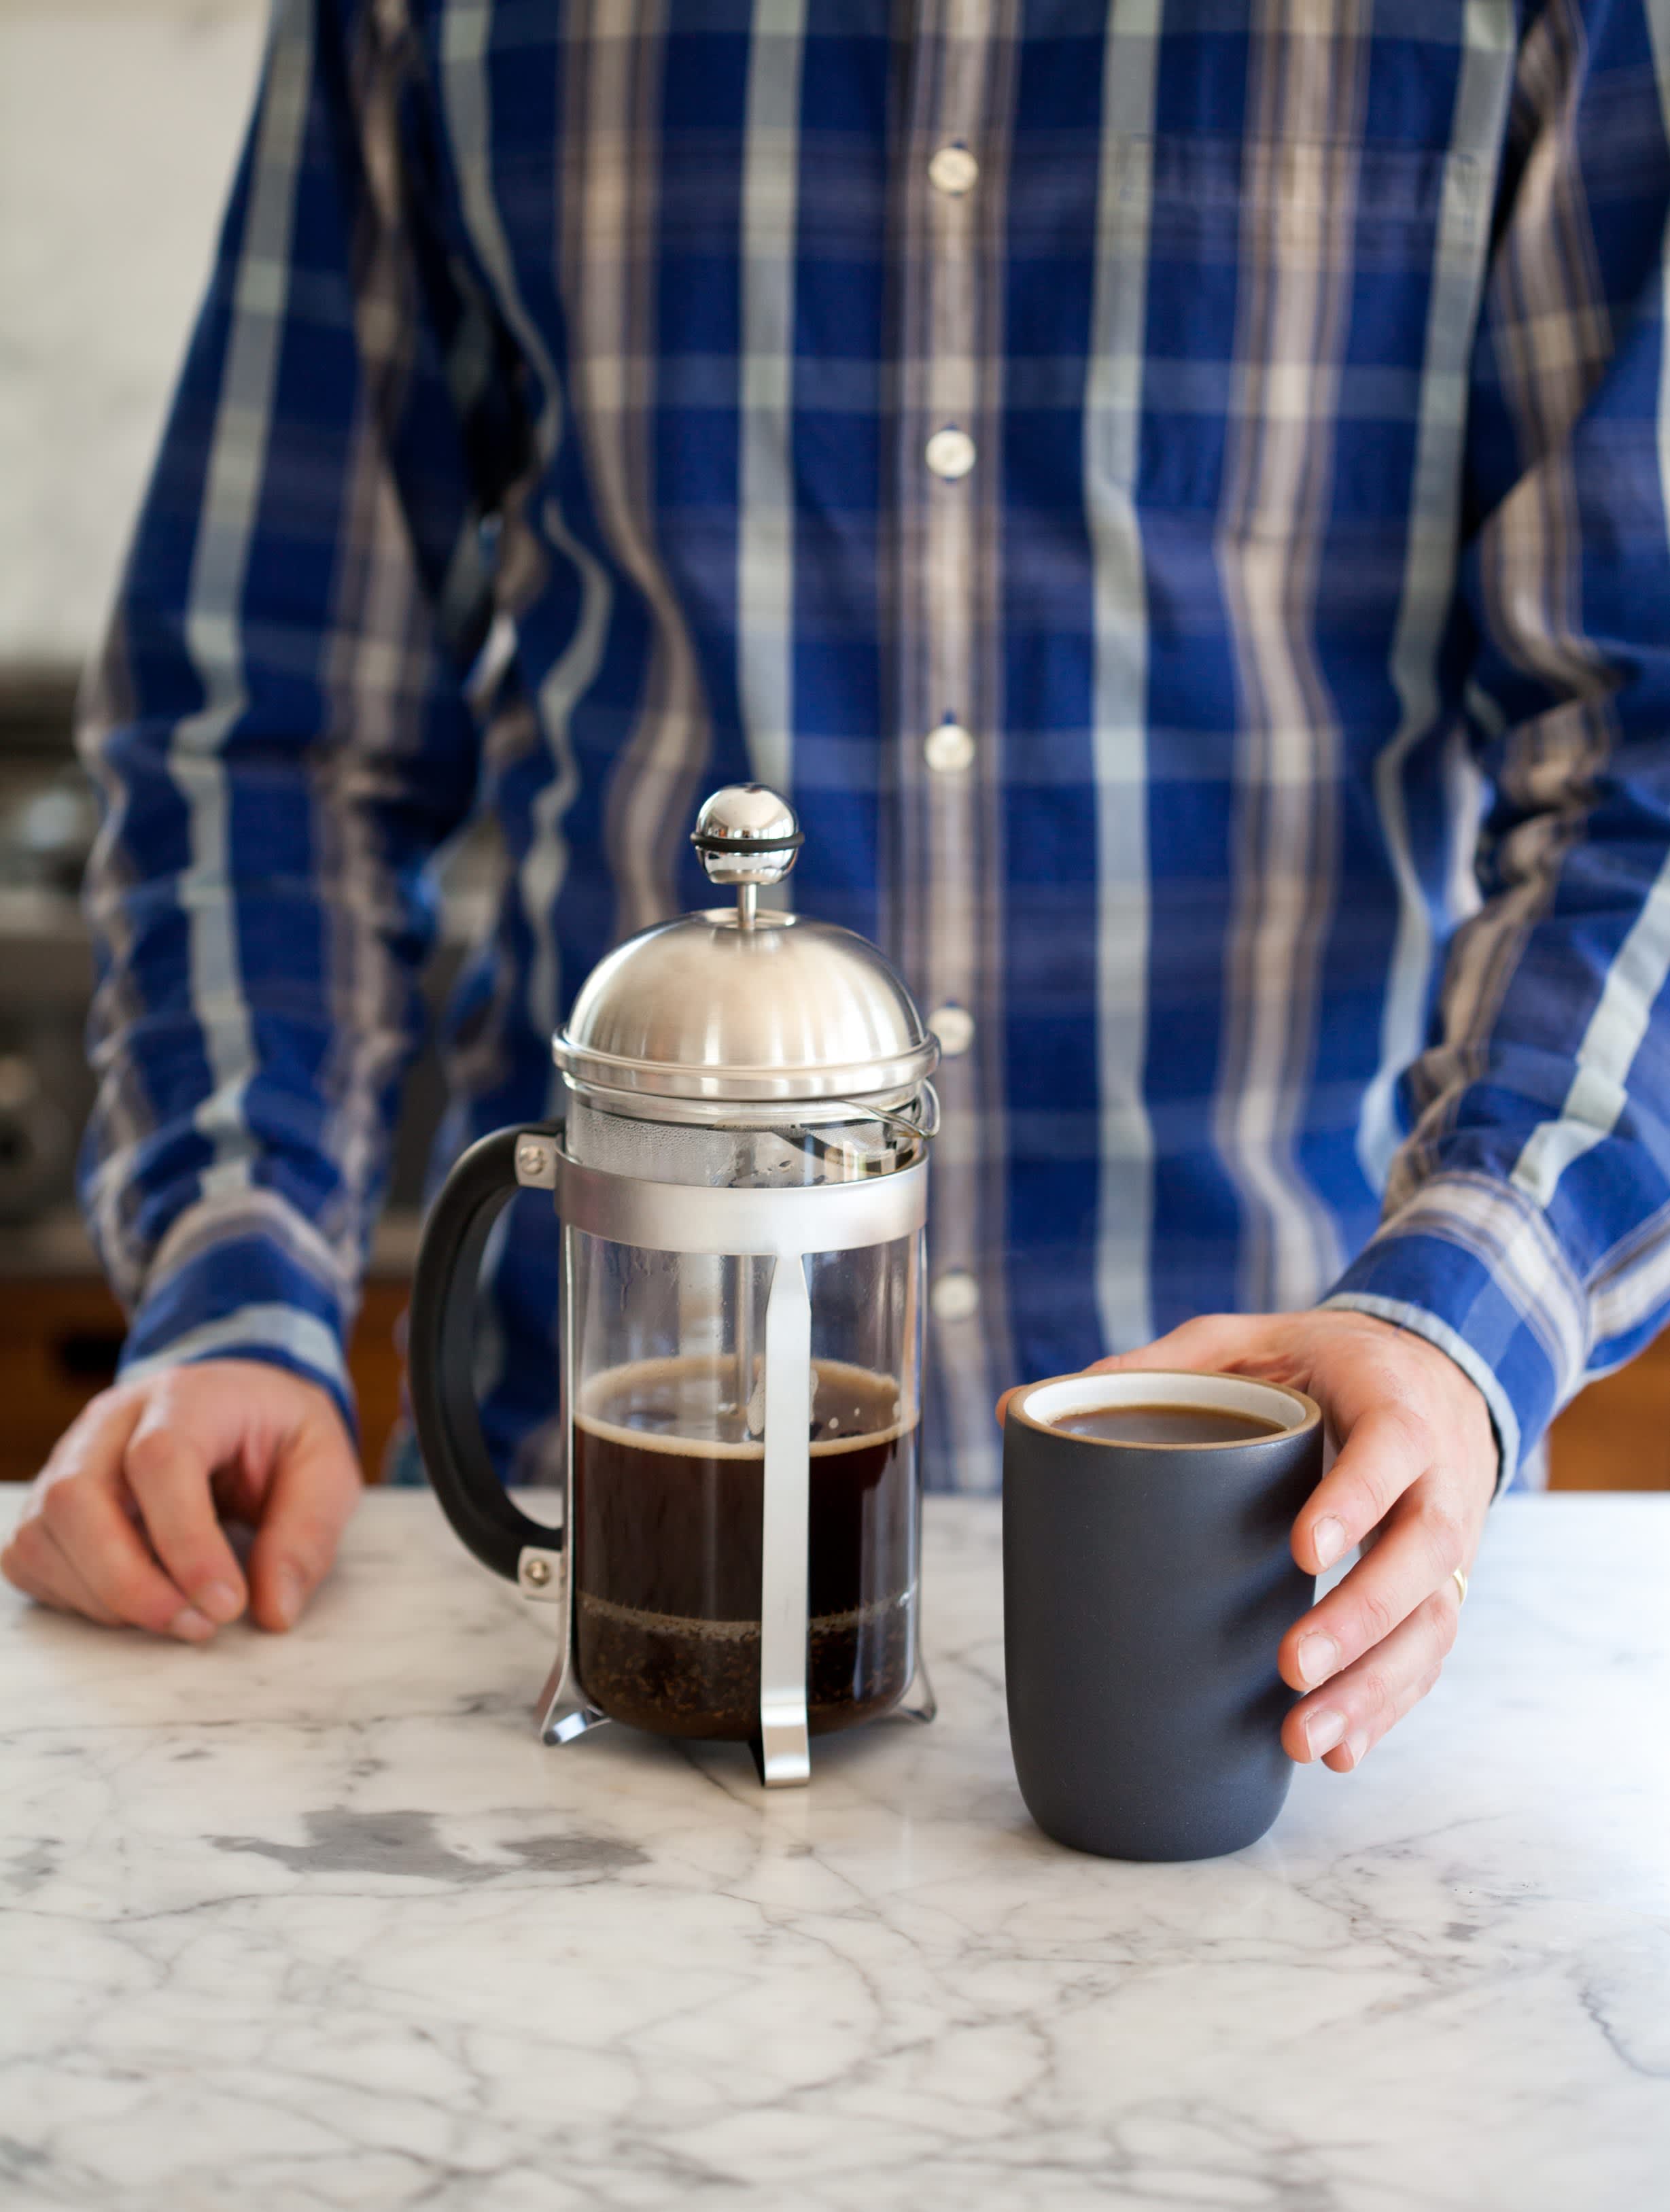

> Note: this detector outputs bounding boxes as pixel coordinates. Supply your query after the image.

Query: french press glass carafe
[408,785,939,1785]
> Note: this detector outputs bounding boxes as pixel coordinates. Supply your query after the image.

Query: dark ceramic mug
[1003,1369,1324,1862]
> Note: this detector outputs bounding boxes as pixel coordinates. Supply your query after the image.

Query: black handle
[408,1124,563,1580]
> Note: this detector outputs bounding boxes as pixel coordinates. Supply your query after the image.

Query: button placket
[917,11,988,1395]
[892,4,1011,1487]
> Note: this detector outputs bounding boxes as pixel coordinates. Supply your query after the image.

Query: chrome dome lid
[553,785,939,1109]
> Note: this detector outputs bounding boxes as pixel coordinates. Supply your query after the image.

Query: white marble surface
[1,1491,1667,2212]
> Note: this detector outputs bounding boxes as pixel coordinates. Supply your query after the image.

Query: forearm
[77,741,440,1425]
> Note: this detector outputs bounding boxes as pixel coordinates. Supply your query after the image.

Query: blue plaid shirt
[82,0,1670,1491]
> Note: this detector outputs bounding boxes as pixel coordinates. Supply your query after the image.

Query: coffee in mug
[1047,1402,1288,1446]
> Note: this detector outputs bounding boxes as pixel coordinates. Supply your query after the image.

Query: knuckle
[1419,1495,1465,1563]
[147,1368,211,1423]
[37,1474,81,1538]
[5,1519,47,1574]
[60,1379,138,1447]
[1380,1396,1433,1467]
[1367,1667,1403,1725]
[53,1385,117,1449]
[1348,1668,1394,1728]
[1342,1445,1410,1523]
[1350,1583,1397,1650]
[1324,1471,1380,1540]
[123,1429,177,1487]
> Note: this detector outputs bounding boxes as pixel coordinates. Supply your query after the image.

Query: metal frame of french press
[510,1129,932,1786]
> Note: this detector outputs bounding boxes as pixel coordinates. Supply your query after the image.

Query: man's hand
[2,1360,362,1640]
[1003,1309,1497,1772]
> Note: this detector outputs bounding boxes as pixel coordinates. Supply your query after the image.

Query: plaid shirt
[82,0,1670,1491]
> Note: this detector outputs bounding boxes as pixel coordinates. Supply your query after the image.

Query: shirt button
[928,143,979,196]
[924,426,977,479]
[930,1004,975,1056]
[923,720,975,774]
[931,1269,981,1323]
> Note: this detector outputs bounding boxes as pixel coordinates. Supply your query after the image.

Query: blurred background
[0,0,1663,1490]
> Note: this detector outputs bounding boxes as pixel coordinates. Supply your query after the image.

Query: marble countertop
[2,1491,1667,2211]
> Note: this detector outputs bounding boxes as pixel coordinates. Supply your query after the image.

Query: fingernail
[1304,1707,1347,1759]
[272,1568,305,1629]
[199,1579,242,1624]
[1296,1631,1341,1687]
[168,1606,215,1643]
[1337,1728,1370,1771]
[1312,1516,1346,1570]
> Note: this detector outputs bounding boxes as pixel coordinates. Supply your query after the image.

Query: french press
[408,785,939,1785]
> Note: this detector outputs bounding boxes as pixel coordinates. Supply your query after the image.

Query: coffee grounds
[576,1588,914,1739]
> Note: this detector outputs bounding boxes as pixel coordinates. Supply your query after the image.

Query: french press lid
[553,785,940,1111]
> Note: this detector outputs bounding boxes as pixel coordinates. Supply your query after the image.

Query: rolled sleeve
[1322,1171,1597,1491]
[115,1194,358,1434]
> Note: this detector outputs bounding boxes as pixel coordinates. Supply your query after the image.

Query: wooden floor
[0,1273,1661,1490]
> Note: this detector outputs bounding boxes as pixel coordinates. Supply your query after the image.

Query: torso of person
[156,9,1581,1486]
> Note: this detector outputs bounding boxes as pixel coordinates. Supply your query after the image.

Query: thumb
[246,1404,363,1632]
[1088,1312,1276,1377]
[997,1314,1284,1426]
[997,1314,1262,1428]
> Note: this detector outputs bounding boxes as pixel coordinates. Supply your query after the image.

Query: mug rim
[1009,1368,1322,1449]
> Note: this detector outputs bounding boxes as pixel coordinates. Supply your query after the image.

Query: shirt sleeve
[1323,2,1670,1484]
[77,0,531,1430]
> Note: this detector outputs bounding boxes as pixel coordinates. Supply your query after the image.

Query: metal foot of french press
[749,1725,810,1789]
[897,1650,937,1725]
[535,1645,610,1747]
[521,1543,611,1747]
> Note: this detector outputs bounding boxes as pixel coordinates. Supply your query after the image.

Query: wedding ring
[1451,1566,1469,1607]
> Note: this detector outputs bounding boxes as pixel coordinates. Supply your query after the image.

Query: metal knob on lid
[691,784,803,926]
[553,783,939,1116]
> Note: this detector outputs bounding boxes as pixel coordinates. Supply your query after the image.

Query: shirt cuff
[1319,1169,1591,1493]
[117,1220,357,1438]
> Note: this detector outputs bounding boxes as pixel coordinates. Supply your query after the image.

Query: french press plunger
[408,785,939,1785]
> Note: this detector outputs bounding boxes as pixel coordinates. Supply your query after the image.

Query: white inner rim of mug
[1020,1370,1310,1442]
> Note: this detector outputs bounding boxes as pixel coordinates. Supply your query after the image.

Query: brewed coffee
[573,1355,917,1740]
[1049,1403,1288,1446]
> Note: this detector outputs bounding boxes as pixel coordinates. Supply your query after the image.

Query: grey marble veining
[1,1491,1667,2211]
